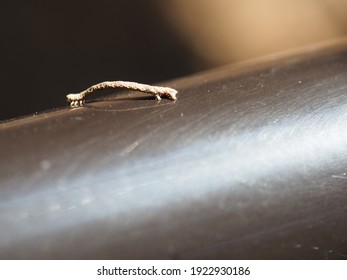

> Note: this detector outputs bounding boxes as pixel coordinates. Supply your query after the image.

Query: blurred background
[1,0,347,121]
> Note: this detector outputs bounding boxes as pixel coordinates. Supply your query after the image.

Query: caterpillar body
[66,81,178,107]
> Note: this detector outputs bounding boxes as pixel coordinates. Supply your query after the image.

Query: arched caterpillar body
[66,81,178,107]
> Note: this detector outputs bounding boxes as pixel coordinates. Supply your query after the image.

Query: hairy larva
[66,81,178,107]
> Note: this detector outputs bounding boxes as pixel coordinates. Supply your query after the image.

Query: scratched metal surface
[1,47,347,259]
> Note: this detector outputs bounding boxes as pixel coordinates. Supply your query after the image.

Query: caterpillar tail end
[167,89,178,101]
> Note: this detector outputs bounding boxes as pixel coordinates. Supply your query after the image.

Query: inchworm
[66,81,178,107]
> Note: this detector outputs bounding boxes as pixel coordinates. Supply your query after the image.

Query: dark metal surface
[1,44,347,259]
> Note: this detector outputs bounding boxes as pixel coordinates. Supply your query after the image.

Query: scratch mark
[120,140,143,156]
[332,173,347,179]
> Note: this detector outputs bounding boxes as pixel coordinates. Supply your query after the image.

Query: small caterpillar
[66,81,178,107]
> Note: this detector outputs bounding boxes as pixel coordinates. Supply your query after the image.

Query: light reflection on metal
[1,102,347,247]
[1,45,347,259]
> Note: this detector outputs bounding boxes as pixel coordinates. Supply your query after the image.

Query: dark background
[1,0,346,121]
[0,1,206,121]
